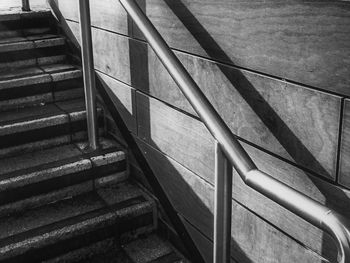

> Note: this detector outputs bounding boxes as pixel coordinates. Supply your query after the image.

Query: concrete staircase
[0,9,187,263]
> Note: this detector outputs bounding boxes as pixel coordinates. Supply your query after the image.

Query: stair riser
[0,16,56,36]
[0,94,54,112]
[2,212,154,263]
[0,129,106,160]
[0,160,127,206]
[0,45,66,65]
[0,116,104,149]
[0,90,85,112]
[0,55,67,69]
[0,170,128,217]
[43,238,120,263]
[0,136,70,159]
[0,198,155,263]
[0,37,65,52]
[0,28,53,39]
[0,78,84,111]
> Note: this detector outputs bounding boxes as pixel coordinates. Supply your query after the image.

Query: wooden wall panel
[136,91,215,180]
[181,218,237,263]
[52,0,129,34]
[88,0,129,34]
[96,72,137,134]
[92,28,132,84]
[49,0,79,22]
[135,91,350,261]
[70,24,341,180]
[56,0,350,95]
[134,136,326,263]
[134,0,350,96]
[339,100,350,188]
[145,47,341,180]
[234,143,350,261]
[54,0,350,97]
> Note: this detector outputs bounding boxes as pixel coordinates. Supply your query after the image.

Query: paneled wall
[50,0,350,262]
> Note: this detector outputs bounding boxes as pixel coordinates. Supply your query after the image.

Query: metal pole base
[214,141,233,263]
[78,0,99,150]
[22,0,30,11]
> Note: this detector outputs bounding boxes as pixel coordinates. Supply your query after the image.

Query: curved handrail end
[322,211,350,263]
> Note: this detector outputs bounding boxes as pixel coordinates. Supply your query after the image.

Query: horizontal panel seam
[65,18,346,98]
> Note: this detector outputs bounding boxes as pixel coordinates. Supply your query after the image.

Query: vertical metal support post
[22,0,30,11]
[214,141,233,263]
[79,0,98,150]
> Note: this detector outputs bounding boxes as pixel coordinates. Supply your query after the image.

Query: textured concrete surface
[0,36,64,52]
[0,63,83,111]
[0,104,66,136]
[124,235,173,263]
[0,9,176,263]
[0,0,48,12]
[0,183,154,258]
[0,143,81,175]
[0,135,71,159]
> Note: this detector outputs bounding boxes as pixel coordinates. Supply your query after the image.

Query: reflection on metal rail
[118,0,350,262]
[22,0,30,11]
[78,0,99,150]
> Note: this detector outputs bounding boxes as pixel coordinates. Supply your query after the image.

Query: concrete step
[0,34,67,69]
[123,234,188,263]
[0,63,84,111]
[0,10,56,39]
[46,234,188,263]
[0,34,65,52]
[0,99,104,158]
[0,137,127,216]
[0,10,63,69]
[0,182,156,263]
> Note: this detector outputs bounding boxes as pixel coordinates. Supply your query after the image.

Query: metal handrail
[119,0,350,262]
[78,0,99,150]
[22,0,30,11]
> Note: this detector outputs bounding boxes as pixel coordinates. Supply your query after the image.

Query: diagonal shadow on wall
[47,0,350,262]
[125,2,253,261]
[159,0,350,261]
[48,1,210,262]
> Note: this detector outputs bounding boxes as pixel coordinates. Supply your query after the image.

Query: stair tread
[0,137,122,177]
[0,99,88,127]
[0,34,65,52]
[0,143,81,176]
[0,33,61,44]
[0,182,154,260]
[81,234,187,263]
[0,10,51,22]
[0,103,62,124]
[55,99,86,115]
[0,62,81,83]
[124,235,184,263]
[85,249,134,263]
[0,103,68,138]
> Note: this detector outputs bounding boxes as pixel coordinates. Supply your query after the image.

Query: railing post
[22,0,30,11]
[214,141,233,263]
[78,0,99,150]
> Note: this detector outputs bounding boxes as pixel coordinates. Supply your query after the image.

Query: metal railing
[77,0,350,262]
[22,0,30,11]
[22,0,99,151]
[78,0,99,150]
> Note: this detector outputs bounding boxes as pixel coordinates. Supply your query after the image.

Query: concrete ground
[0,0,48,12]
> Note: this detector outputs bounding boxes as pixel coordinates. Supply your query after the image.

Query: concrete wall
[50,0,350,262]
